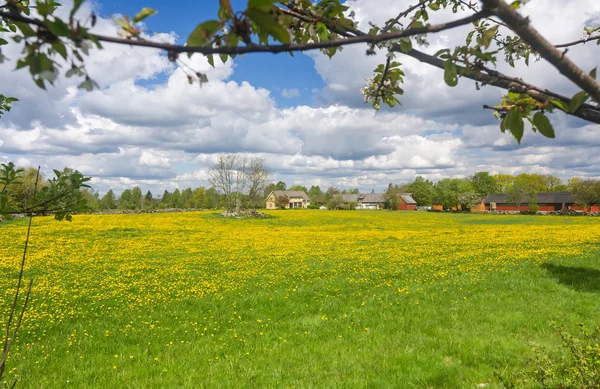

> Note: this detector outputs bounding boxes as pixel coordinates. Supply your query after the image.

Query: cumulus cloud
[0,0,598,194]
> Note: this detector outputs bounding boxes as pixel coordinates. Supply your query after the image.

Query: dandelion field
[1,211,600,388]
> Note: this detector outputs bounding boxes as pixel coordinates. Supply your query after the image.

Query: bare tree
[247,158,269,210]
[209,154,265,212]
[233,155,248,213]
[208,154,236,211]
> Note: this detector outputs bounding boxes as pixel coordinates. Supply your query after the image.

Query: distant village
[8,167,598,214]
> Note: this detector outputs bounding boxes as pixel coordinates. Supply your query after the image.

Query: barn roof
[484,192,574,204]
[361,194,386,203]
[400,194,417,204]
[272,190,311,201]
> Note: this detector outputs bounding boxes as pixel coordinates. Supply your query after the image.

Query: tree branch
[0,10,487,55]
[481,0,600,102]
[401,47,600,123]
[555,34,600,49]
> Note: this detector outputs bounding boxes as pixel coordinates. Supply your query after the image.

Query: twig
[0,10,488,55]
[0,166,39,378]
[382,0,433,33]
[481,0,600,102]
[555,34,600,48]
[373,56,393,99]
[458,0,508,28]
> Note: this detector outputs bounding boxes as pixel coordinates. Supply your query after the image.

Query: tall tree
[99,189,116,210]
[247,158,269,209]
[569,178,600,209]
[192,187,205,208]
[407,176,434,206]
[470,172,498,197]
[131,187,143,210]
[289,185,308,192]
[495,174,515,193]
[275,181,287,190]
[264,183,277,198]
[209,154,236,211]
[118,189,134,210]
[144,191,154,209]
[506,180,530,211]
[308,185,325,205]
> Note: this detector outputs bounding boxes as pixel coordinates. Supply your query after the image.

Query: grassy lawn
[1,211,600,388]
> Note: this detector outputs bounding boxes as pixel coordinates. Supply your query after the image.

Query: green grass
[1,211,599,388]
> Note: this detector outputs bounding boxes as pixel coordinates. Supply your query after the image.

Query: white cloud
[0,0,599,195]
[281,88,300,98]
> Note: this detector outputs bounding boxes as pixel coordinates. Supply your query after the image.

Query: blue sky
[0,0,598,195]
[97,0,324,108]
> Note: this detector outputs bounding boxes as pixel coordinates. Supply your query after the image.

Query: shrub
[498,322,600,388]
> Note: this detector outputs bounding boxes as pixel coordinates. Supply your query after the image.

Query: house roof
[484,192,574,204]
[272,190,311,201]
[340,194,361,203]
[361,193,386,203]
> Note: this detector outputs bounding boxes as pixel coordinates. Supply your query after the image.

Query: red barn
[397,193,417,210]
[484,192,597,212]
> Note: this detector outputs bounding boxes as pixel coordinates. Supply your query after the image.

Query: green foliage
[500,323,600,388]
[406,177,434,206]
[362,60,404,110]
[0,163,89,221]
[470,172,499,197]
[0,95,19,118]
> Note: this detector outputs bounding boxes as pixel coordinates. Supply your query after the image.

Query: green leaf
[133,8,157,24]
[428,2,440,11]
[443,60,458,87]
[433,48,450,58]
[316,22,329,41]
[247,0,277,9]
[481,25,498,49]
[245,8,290,44]
[0,38,7,46]
[187,20,221,48]
[70,0,84,20]
[569,91,589,113]
[220,0,234,15]
[46,18,71,37]
[52,42,68,59]
[399,38,412,53]
[466,30,475,46]
[590,67,597,80]
[14,21,36,37]
[532,112,555,138]
[505,107,524,143]
[78,78,95,91]
[550,99,568,112]
[206,54,215,67]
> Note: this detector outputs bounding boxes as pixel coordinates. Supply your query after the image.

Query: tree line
[5,164,600,214]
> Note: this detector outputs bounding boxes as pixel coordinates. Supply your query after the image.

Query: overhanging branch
[481,0,600,102]
[0,10,487,55]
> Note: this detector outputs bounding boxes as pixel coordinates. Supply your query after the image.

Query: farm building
[398,194,418,210]
[338,193,417,210]
[484,192,599,212]
[265,190,311,209]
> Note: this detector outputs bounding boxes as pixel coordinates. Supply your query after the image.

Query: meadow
[1,211,600,388]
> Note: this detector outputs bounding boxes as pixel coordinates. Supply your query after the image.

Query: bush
[498,322,600,388]
[307,203,320,209]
